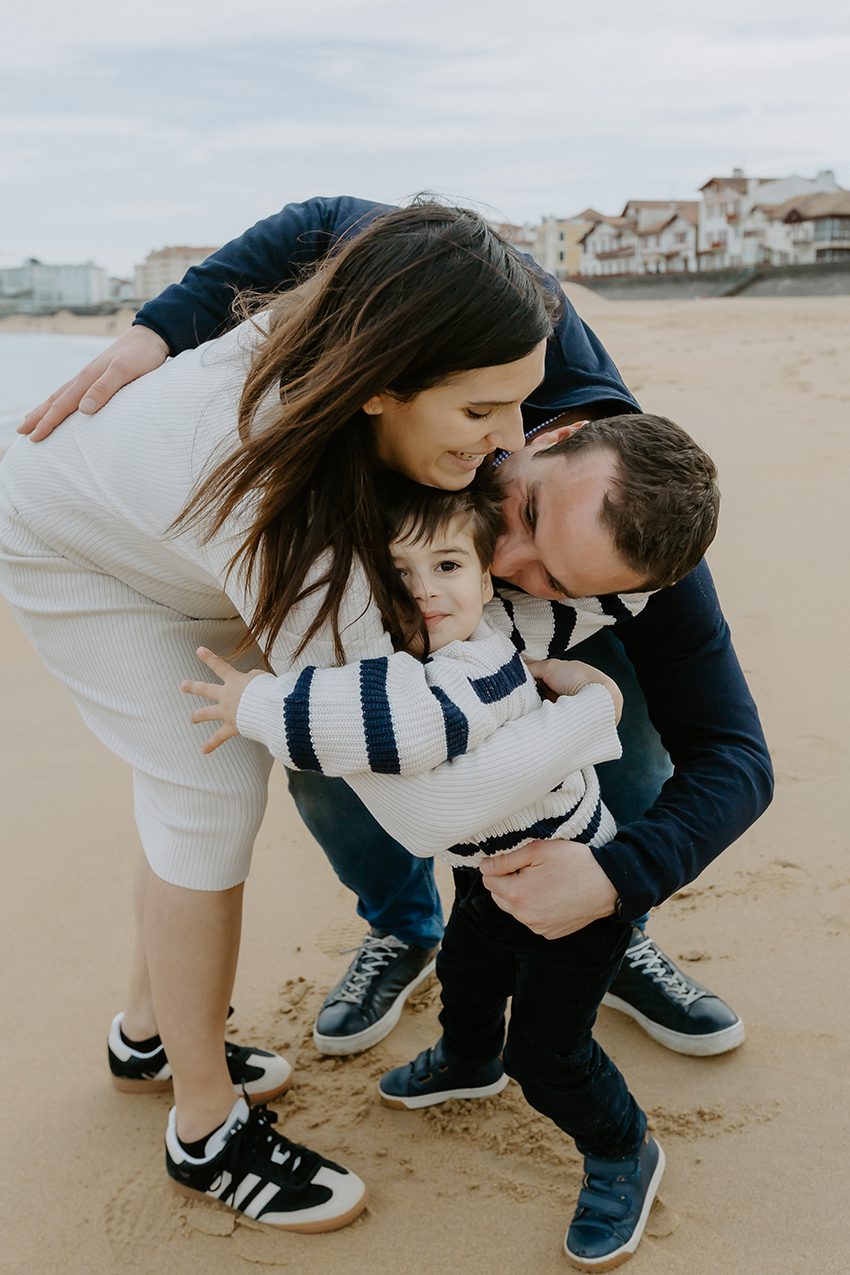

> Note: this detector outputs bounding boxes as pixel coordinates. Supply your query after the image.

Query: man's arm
[483,560,774,930]
[134,196,391,354]
[594,559,773,917]
[21,196,638,439]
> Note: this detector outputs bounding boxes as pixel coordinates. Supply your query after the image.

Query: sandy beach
[2,292,847,1274]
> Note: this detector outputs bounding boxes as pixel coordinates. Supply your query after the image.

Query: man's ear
[529,419,589,450]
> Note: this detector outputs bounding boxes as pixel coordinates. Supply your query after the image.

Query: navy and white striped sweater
[238,589,649,865]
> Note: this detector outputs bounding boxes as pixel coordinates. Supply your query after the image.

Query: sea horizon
[0,332,114,448]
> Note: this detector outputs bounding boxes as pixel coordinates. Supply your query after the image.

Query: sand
[0,309,137,338]
[2,294,848,1274]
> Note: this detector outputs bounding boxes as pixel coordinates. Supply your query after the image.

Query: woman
[0,202,599,1231]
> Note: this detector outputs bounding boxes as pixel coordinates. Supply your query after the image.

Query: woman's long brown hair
[174,200,559,661]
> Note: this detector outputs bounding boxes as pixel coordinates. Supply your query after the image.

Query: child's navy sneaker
[378,1037,508,1109]
[165,1097,366,1231]
[108,1012,293,1103]
[564,1135,665,1270]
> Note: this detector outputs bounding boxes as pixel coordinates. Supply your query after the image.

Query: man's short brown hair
[537,413,719,589]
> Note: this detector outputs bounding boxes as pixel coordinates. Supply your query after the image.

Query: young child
[374,476,661,1272]
[184,413,719,1269]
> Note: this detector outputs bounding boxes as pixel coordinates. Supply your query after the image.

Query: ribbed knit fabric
[0,317,625,886]
[237,620,622,865]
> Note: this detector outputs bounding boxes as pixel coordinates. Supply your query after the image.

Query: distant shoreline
[0,309,135,338]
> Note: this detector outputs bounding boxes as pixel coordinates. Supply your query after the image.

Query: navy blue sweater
[135,196,773,919]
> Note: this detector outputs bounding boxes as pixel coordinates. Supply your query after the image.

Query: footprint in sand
[104,1154,188,1265]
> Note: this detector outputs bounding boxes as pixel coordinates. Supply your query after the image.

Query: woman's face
[365,341,547,490]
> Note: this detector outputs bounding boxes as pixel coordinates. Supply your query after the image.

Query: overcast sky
[3,0,848,276]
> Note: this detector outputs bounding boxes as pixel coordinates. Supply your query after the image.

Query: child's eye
[465,408,493,421]
[437,561,460,573]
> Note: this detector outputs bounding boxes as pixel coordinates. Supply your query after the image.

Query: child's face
[391,516,494,652]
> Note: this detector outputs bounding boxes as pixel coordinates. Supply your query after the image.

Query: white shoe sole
[564,1140,666,1271]
[169,1175,367,1233]
[602,993,745,1057]
[313,959,437,1056]
[378,1072,509,1110]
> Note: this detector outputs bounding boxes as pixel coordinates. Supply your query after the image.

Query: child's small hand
[181,647,265,754]
[524,658,623,724]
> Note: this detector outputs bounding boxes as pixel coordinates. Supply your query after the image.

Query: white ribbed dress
[0,320,625,890]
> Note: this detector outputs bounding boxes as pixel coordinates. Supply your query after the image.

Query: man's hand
[525,658,623,724]
[479,839,618,939]
[180,647,265,754]
[18,325,170,442]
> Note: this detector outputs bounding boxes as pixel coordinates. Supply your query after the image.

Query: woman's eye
[465,408,493,421]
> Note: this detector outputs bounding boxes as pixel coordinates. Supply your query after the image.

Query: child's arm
[486,587,652,660]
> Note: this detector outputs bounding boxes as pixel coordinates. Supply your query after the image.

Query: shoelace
[334,934,408,1006]
[625,937,705,1007]
[215,1104,318,1199]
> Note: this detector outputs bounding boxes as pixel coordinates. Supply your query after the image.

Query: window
[813,217,850,241]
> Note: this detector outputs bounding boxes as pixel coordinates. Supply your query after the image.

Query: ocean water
[0,333,114,448]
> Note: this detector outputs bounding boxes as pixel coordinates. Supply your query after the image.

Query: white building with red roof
[698,169,839,268]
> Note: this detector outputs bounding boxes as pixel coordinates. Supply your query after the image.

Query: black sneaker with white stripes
[313,931,438,1056]
[108,1012,293,1102]
[165,1098,366,1231]
[603,928,745,1057]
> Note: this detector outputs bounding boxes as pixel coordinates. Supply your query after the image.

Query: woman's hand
[18,325,170,441]
[524,657,623,723]
[181,647,266,754]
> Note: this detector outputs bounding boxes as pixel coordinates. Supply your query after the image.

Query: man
[22,196,772,1062]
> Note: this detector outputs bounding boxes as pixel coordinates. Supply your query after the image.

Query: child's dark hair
[378,471,504,653]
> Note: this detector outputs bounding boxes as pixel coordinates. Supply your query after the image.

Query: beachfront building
[579,200,698,275]
[632,204,699,273]
[533,210,604,278]
[134,245,219,301]
[756,191,850,265]
[698,169,839,268]
[0,259,108,312]
[578,216,634,276]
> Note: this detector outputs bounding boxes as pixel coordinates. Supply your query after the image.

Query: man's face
[492,436,648,600]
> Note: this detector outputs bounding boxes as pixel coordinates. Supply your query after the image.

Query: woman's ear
[362,393,388,416]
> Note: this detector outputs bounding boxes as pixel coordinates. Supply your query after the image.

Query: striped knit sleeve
[236,639,536,776]
[347,681,622,856]
[486,588,652,659]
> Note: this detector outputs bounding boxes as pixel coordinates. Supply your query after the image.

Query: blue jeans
[285,628,672,946]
